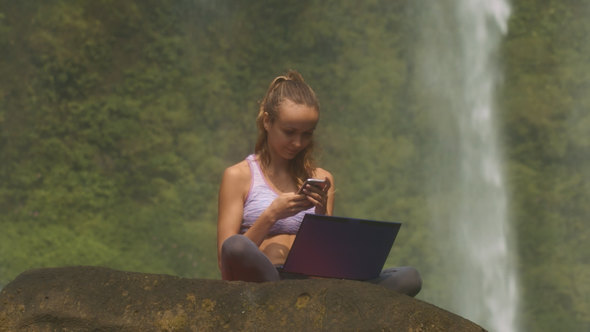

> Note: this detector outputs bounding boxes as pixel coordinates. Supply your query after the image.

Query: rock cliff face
[0,266,485,331]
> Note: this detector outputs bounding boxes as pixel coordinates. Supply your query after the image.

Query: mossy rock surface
[0,266,485,331]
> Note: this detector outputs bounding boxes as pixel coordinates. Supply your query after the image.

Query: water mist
[412,1,519,331]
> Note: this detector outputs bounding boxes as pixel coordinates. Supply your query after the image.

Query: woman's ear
[262,112,271,131]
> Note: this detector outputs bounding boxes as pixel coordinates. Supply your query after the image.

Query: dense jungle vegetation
[0,1,588,331]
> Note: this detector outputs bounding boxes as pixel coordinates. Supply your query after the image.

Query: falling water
[412,1,519,331]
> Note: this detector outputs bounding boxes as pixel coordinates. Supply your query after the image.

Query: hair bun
[285,69,305,82]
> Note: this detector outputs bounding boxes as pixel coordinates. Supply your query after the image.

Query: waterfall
[412,1,519,331]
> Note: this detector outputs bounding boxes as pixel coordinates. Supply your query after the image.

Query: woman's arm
[323,170,335,216]
[217,162,313,269]
[216,164,249,270]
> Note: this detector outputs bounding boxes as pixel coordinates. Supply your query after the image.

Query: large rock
[0,266,485,331]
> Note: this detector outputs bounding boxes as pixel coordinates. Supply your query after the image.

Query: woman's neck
[261,147,290,174]
[262,157,289,178]
[258,151,295,192]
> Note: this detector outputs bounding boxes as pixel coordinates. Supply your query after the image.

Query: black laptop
[278,214,401,280]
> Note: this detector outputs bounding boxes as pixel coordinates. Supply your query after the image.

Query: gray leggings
[221,234,422,297]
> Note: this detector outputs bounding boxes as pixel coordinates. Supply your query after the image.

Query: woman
[217,70,421,297]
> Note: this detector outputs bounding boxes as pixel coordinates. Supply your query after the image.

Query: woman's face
[264,99,319,161]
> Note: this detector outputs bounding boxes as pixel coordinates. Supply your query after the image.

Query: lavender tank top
[241,154,315,236]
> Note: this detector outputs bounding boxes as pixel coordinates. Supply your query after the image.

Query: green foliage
[0,1,588,330]
[500,0,590,330]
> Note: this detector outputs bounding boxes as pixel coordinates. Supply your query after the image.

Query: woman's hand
[266,192,314,221]
[301,177,331,215]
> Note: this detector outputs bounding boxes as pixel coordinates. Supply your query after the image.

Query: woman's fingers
[288,193,314,212]
[303,187,327,209]
[322,176,331,192]
[300,176,330,215]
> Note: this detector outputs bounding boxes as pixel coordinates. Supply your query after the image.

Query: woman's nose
[292,134,305,148]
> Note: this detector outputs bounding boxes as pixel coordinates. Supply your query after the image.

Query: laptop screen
[281,214,401,280]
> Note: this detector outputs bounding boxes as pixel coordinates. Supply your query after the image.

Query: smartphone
[297,178,327,194]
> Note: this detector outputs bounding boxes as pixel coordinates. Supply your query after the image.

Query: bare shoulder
[313,167,334,183]
[222,160,251,185]
[220,160,252,198]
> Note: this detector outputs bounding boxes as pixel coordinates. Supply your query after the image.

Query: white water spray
[413,1,519,331]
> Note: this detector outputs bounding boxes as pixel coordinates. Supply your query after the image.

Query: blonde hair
[255,70,320,186]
